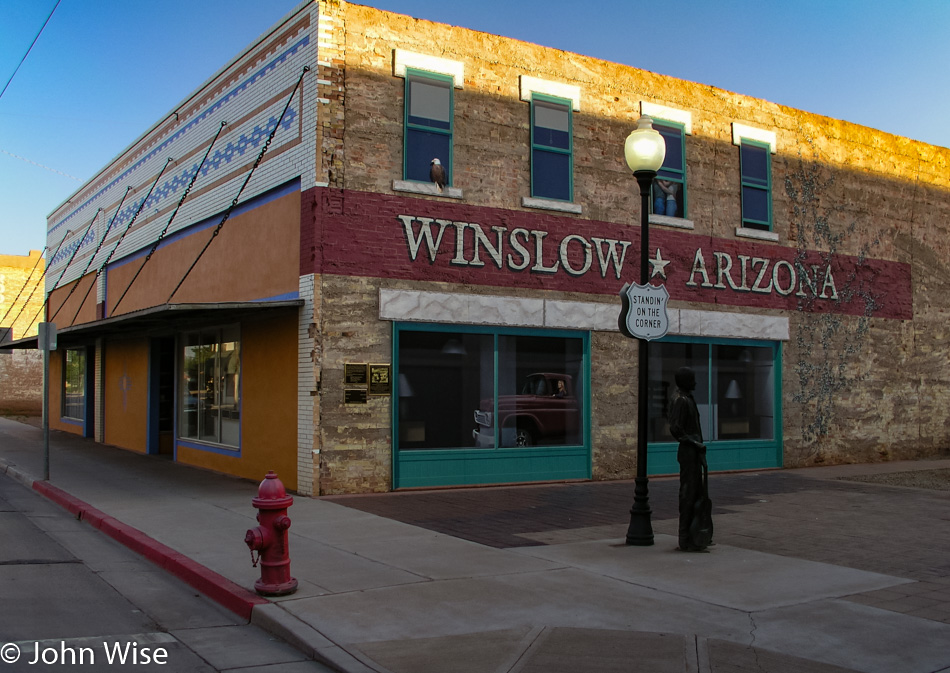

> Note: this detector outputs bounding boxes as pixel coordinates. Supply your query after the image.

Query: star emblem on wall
[649,248,670,279]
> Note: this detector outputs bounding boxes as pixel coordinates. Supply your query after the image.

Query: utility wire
[69,157,173,325]
[0,0,62,100]
[49,188,130,323]
[0,149,81,181]
[167,66,309,303]
[111,121,226,315]
[25,208,101,333]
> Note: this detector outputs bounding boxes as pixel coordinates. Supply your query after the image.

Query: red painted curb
[32,480,268,620]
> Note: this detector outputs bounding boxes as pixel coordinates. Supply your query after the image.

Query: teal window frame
[739,138,772,230]
[530,93,573,202]
[403,68,454,185]
[647,335,783,475]
[653,121,687,218]
[392,322,591,489]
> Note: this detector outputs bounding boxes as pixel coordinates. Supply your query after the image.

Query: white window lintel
[520,76,581,111]
[639,102,692,135]
[732,123,777,154]
[393,49,464,88]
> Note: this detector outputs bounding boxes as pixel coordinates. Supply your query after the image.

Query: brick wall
[0,251,44,414]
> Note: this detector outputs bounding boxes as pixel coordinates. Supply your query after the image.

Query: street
[0,472,331,672]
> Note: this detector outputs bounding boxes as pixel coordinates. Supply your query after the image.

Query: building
[0,250,44,415]
[5,0,948,495]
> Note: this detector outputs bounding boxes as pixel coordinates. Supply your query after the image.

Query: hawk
[429,158,447,191]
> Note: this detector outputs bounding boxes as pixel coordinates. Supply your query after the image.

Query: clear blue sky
[2,0,948,257]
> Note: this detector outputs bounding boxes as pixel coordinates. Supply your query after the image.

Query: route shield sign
[619,282,670,340]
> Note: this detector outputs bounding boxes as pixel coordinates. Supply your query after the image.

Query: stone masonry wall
[311,1,950,491]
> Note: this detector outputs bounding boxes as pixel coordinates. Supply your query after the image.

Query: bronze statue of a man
[669,367,712,551]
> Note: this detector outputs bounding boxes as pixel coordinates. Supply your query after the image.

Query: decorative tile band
[49,35,310,239]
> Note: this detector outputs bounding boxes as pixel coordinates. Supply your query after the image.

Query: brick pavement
[327,466,950,625]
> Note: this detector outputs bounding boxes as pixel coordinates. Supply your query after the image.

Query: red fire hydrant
[245,471,298,596]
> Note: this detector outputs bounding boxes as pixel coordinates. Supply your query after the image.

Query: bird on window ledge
[430,158,446,192]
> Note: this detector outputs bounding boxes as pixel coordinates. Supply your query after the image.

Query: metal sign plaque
[619,282,670,341]
[344,363,368,385]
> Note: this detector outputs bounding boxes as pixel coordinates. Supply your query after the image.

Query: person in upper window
[653,179,679,217]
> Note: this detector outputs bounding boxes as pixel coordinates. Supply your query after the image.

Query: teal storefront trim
[647,335,783,476]
[392,322,591,489]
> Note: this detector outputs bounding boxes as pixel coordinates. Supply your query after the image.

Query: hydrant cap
[252,471,294,508]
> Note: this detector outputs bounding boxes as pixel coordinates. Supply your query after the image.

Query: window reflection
[649,341,774,442]
[63,348,86,420]
[398,331,492,449]
[180,326,240,447]
[396,329,586,451]
[496,335,582,447]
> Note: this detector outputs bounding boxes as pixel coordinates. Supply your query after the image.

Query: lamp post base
[625,476,654,546]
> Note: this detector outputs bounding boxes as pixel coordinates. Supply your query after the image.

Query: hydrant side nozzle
[245,526,265,551]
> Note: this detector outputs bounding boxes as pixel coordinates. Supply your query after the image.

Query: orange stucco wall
[103,337,149,453]
[47,273,98,329]
[104,188,301,316]
[175,310,298,490]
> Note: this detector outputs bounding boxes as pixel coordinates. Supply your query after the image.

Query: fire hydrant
[245,471,298,596]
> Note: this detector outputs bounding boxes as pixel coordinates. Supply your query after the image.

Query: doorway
[148,337,176,456]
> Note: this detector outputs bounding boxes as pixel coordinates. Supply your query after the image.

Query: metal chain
[110,121,227,314]
[166,65,309,304]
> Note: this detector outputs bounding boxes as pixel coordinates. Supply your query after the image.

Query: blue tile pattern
[49,35,310,243]
[50,228,97,269]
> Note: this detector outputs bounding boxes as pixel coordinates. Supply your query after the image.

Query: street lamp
[623,115,666,546]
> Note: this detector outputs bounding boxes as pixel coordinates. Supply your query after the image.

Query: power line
[0,148,80,181]
[0,0,62,101]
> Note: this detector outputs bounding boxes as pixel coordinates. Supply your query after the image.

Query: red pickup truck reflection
[473,373,580,447]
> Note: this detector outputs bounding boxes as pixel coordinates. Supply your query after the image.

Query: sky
[1,0,948,258]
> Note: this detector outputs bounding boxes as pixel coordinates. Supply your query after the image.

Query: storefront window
[496,335,583,447]
[397,330,493,450]
[179,326,240,447]
[396,327,586,450]
[649,339,775,443]
[63,347,86,421]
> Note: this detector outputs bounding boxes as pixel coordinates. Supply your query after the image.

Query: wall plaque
[345,389,368,404]
[369,364,392,396]
[344,363,368,385]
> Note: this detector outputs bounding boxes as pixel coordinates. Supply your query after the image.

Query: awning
[0,300,304,350]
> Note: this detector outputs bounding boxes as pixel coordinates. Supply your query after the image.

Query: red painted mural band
[301,186,912,321]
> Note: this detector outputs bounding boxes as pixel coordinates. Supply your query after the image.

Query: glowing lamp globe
[624,115,666,175]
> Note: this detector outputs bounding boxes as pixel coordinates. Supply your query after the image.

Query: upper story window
[393,50,464,194]
[739,140,771,230]
[520,76,581,212]
[531,94,573,201]
[732,123,777,237]
[640,102,693,228]
[405,70,454,184]
[652,122,687,218]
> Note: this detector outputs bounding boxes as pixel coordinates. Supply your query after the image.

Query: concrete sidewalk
[1,417,948,673]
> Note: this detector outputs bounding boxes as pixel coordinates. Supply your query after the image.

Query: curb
[30,478,269,621]
[1,458,369,673]
[251,603,385,673]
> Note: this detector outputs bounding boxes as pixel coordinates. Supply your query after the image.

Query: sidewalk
[1,416,948,673]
